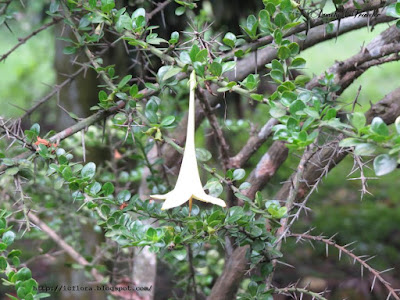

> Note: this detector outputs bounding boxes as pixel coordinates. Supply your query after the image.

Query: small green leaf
[146,97,159,112]
[294,75,310,86]
[145,110,158,124]
[63,46,76,55]
[370,117,389,136]
[232,169,245,181]
[0,243,7,251]
[289,100,306,115]
[271,59,284,72]
[291,57,306,68]
[117,190,131,204]
[189,44,200,62]
[98,90,108,102]
[30,123,40,135]
[172,249,187,260]
[130,84,138,97]
[239,182,251,190]
[193,62,205,77]
[270,70,283,82]
[323,108,337,120]
[209,62,222,76]
[250,94,264,101]
[223,32,236,48]
[163,67,181,81]
[287,117,298,131]
[196,148,212,161]
[277,46,290,60]
[288,42,299,55]
[280,91,297,106]
[118,75,132,89]
[81,162,96,179]
[132,7,146,19]
[16,267,32,281]
[195,49,208,62]
[5,167,19,176]
[269,107,286,118]
[374,154,397,176]
[115,14,133,32]
[0,218,6,230]
[245,15,258,37]
[146,227,158,241]
[259,10,270,28]
[61,166,73,180]
[339,138,362,147]
[303,108,319,119]
[49,1,60,13]
[350,112,366,131]
[175,6,185,16]
[354,143,377,156]
[89,182,101,195]
[169,31,179,44]
[0,257,7,270]
[204,179,223,197]
[100,205,110,216]
[274,29,282,44]
[2,231,15,245]
[101,0,115,12]
[222,61,236,74]
[8,249,21,258]
[180,51,191,64]
[274,12,287,27]
[160,116,175,127]
[12,256,20,267]
[79,15,91,29]
[250,226,263,237]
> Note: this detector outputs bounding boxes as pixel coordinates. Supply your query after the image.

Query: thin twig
[147,0,172,21]
[20,66,86,119]
[196,88,230,170]
[290,233,400,300]
[0,18,61,63]
[266,141,318,288]
[28,212,104,283]
[187,244,198,300]
[275,286,328,300]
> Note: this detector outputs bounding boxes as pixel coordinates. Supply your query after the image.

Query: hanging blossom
[151,71,226,212]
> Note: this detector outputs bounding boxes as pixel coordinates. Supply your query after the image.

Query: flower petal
[161,190,191,210]
[192,193,226,207]
[150,193,169,200]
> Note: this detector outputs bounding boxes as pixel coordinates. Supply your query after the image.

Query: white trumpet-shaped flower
[151,71,226,212]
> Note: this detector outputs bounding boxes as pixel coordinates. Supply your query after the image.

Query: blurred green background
[1,1,400,299]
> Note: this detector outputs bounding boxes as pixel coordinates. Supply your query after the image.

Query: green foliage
[1,0,400,298]
[0,210,49,300]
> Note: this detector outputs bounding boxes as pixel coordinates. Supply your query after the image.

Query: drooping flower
[151,71,226,212]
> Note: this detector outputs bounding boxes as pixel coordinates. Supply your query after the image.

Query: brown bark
[230,118,279,169]
[242,141,289,200]
[207,246,249,300]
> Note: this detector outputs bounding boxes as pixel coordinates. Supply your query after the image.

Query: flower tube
[151,71,226,212]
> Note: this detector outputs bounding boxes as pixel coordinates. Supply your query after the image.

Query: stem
[28,212,105,283]
[187,244,198,300]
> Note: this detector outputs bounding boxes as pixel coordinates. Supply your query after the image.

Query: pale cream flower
[151,71,226,212]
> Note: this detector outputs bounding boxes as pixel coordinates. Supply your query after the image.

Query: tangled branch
[290,232,400,300]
